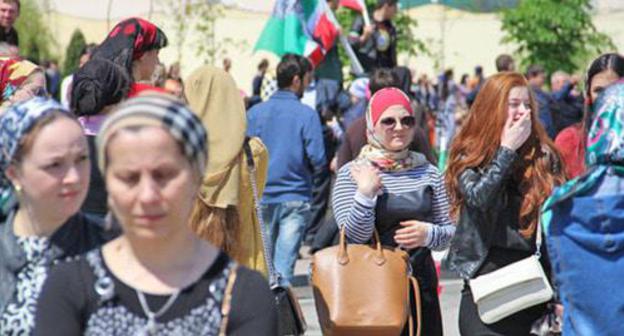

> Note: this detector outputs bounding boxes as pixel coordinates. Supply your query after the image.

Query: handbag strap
[218,264,239,336]
[243,137,279,287]
[535,217,543,258]
[408,276,422,336]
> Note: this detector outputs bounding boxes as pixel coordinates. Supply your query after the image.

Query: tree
[63,29,87,76]
[14,0,56,63]
[501,0,615,76]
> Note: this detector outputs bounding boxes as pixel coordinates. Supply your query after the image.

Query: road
[292,248,462,336]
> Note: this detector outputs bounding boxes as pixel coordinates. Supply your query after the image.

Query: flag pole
[322,2,365,76]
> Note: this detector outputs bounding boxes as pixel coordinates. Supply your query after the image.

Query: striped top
[332,162,455,250]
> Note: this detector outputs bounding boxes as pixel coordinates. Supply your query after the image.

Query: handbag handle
[243,138,280,287]
[337,226,386,266]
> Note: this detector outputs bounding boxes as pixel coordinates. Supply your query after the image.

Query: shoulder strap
[218,263,239,336]
[243,137,279,287]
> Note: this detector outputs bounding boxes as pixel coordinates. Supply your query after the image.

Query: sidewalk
[292,247,461,336]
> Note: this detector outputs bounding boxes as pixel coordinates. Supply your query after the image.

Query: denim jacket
[0,209,117,315]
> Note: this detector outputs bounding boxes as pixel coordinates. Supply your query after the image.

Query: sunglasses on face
[379,116,416,128]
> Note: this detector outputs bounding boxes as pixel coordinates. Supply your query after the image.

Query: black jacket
[0,210,118,315]
[446,147,542,279]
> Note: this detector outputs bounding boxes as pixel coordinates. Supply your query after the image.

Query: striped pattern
[332,162,455,251]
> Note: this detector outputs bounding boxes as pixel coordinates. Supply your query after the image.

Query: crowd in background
[0,0,623,335]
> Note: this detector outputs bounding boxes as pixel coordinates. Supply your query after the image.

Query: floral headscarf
[542,80,624,230]
[0,57,45,103]
[91,18,168,76]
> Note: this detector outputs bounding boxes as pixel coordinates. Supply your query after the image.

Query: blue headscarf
[0,97,69,214]
[542,80,624,231]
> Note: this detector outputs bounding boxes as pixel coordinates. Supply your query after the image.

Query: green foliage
[335,0,428,75]
[501,0,615,75]
[14,0,56,63]
[63,29,86,76]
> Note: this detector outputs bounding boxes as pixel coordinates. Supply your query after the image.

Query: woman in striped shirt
[332,87,455,336]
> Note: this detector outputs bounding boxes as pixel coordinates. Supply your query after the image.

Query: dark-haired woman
[0,98,115,334]
[555,53,624,178]
[445,72,566,335]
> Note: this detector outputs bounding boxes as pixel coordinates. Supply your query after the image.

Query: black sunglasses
[379,116,416,128]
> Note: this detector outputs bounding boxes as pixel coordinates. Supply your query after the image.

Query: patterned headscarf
[542,80,624,230]
[96,93,208,176]
[0,57,43,102]
[0,97,69,213]
[91,18,168,76]
[355,87,427,172]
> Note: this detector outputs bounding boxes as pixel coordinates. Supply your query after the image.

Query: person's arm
[332,164,378,243]
[348,16,373,48]
[303,109,327,174]
[427,168,456,250]
[227,268,277,336]
[34,262,85,336]
[551,82,574,102]
[458,147,517,210]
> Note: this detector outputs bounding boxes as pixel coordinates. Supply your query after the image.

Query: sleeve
[227,267,277,336]
[348,15,365,48]
[303,109,327,173]
[457,147,517,210]
[332,164,377,243]
[551,82,573,102]
[34,262,85,336]
[426,167,456,251]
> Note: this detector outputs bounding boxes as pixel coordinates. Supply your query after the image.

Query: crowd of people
[0,0,622,335]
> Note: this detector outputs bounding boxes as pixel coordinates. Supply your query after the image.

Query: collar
[0,209,84,273]
[270,90,300,101]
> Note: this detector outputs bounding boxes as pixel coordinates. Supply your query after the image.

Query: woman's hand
[350,163,382,198]
[501,108,531,151]
[394,220,431,249]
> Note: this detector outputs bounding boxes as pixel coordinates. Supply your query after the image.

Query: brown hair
[445,72,565,238]
[189,201,241,261]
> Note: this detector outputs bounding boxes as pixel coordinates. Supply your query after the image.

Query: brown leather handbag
[311,228,422,336]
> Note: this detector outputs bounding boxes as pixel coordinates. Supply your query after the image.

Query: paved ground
[292,248,462,336]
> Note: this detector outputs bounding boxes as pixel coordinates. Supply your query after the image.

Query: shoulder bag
[469,219,553,324]
[311,227,422,336]
[243,138,307,336]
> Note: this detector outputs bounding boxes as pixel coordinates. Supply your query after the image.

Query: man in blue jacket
[247,54,326,286]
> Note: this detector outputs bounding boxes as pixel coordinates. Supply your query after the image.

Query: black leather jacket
[446,147,531,279]
[0,209,118,315]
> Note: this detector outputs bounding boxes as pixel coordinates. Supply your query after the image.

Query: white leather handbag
[469,219,553,324]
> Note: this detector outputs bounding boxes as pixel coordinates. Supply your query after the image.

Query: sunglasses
[379,116,416,128]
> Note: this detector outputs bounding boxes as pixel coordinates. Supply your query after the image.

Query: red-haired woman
[444,72,566,335]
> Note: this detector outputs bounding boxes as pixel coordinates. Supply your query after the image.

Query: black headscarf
[71,58,131,117]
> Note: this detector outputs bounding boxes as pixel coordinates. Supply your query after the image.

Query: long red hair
[445,72,566,238]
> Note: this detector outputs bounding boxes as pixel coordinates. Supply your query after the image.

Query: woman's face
[7,116,90,223]
[105,126,199,240]
[590,69,620,103]
[507,86,531,124]
[134,49,160,81]
[373,105,416,151]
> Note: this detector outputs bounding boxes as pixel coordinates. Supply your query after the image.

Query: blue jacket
[247,90,326,204]
[546,170,624,335]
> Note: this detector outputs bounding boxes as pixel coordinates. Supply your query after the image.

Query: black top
[34,250,277,335]
[81,136,108,217]
[348,16,397,73]
[0,27,18,46]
